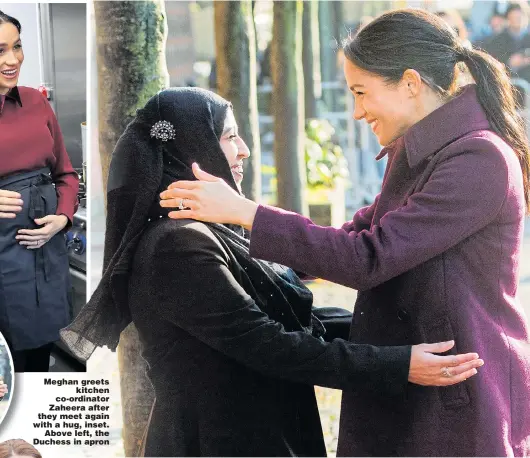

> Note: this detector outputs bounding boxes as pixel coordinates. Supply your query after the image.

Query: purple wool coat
[249,85,530,456]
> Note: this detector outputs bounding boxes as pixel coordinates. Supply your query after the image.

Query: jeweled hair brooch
[150,120,176,142]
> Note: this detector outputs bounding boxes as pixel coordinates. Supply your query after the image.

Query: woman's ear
[402,69,423,97]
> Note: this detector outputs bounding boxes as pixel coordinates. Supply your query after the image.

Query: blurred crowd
[430,1,530,88]
[344,2,530,85]
[471,2,530,84]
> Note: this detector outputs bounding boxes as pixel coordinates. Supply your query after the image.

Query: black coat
[129,219,410,457]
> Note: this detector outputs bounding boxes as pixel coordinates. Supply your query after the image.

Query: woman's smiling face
[0,22,23,95]
[219,109,250,190]
[343,58,417,146]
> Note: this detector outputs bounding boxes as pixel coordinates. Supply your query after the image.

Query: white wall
[88,1,105,296]
[0,3,41,89]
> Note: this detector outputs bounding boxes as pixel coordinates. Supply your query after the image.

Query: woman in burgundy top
[0,11,78,372]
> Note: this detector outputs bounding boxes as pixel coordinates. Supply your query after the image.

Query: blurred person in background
[488,11,507,37]
[475,12,506,50]
[490,10,509,35]
[469,0,511,40]
[0,11,78,372]
[482,2,530,80]
[162,8,530,456]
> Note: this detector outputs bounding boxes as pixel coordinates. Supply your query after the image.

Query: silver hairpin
[150,120,175,142]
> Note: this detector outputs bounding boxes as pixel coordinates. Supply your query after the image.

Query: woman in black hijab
[63,88,482,457]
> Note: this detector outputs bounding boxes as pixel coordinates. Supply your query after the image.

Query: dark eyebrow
[0,39,21,47]
[349,84,365,91]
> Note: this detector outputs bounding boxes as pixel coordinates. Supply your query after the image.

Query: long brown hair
[343,8,530,213]
[0,440,42,458]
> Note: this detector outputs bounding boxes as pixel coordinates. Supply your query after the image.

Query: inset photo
[0,3,86,373]
[0,332,14,425]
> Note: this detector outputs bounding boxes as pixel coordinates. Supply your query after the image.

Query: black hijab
[61,87,322,360]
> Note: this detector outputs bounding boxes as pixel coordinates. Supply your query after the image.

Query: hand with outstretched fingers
[409,340,484,386]
[16,214,68,249]
[0,189,23,219]
[160,163,259,230]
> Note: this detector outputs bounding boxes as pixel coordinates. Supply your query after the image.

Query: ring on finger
[441,366,452,378]
[178,198,186,210]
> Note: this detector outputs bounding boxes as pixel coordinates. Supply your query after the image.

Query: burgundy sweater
[0,86,78,222]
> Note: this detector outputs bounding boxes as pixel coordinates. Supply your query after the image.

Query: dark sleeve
[249,143,509,291]
[43,97,79,224]
[312,307,352,341]
[150,223,411,395]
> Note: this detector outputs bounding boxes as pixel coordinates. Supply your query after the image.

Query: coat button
[397,309,410,322]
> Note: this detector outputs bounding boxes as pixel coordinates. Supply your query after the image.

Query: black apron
[0,168,71,351]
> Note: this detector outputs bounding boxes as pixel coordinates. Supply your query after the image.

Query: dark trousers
[11,342,53,372]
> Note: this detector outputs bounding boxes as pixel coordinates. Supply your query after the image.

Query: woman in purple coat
[161,8,530,457]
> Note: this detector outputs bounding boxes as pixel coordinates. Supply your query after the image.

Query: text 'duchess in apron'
[32,378,111,447]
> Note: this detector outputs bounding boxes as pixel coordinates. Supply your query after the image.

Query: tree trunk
[215,0,261,201]
[271,1,308,215]
[331,1,344,46]
[318,0,337,112]
[302,0,321,120]
[95,1,169,455]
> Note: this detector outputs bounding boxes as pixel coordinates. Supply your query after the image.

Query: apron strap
[0,167,51,188]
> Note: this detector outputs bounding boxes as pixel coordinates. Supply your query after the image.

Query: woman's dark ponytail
[461,47,530,213]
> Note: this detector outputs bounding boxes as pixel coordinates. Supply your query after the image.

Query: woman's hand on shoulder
[159,163,259,230]
[409,341,484,386]
[16,214,68,249]
[0,189,23,219]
